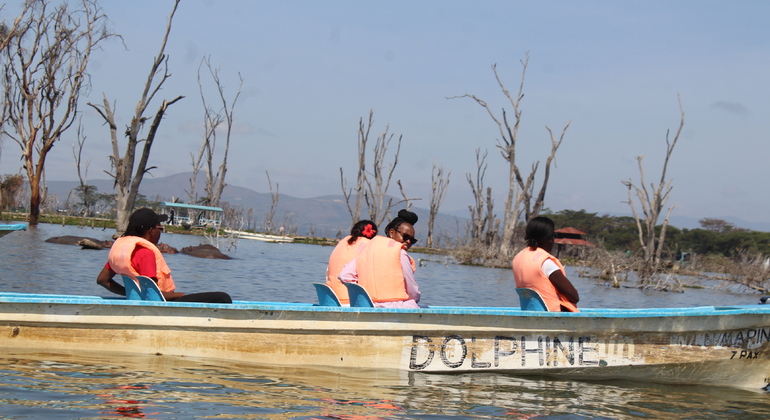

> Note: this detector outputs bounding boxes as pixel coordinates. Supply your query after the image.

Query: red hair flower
[362,224,376,238]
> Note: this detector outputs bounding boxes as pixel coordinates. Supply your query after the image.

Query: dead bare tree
[88,0,183,234]
[246,207,254,231]
[622,95,685,283]
[196,56,243,209]
[281,212,295,235]
[0,4,32,180]
[526,123,570,218]
[397,181,411,211]
[186,121,214,205]
[396,179,421,212]
[0,2,36,57]
[364,123,402,226]
[207,202,241,251]
[426,161,450,248]
[450,52,570,256]
[464,148,499,254]
[264,170,279,234]
[467,148,492,243]
[340,110,406,227]
[340,111,371,223]
[71,117,96,216]
[483,186,497,246]
[1,0,112,225]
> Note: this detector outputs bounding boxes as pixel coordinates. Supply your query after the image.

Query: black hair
[123,223,151,237]
[384,209,418,236]
[348,220,377,245]
[524,216,555,249]
[123,221,155,236]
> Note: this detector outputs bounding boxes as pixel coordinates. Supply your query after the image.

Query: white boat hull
[223,229,293,242]
[0,294,768,389]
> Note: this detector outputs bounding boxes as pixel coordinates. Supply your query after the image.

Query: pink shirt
[338,249,421,308]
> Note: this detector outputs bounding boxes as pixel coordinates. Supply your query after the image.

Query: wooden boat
[0,223,26,238]
[223,229,294,243]
[0,292,768,390]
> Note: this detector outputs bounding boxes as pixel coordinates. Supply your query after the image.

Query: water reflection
[1,350,769,419]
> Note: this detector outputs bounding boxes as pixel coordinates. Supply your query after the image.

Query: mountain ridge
[44,172,770,234]
[45,172,466,239]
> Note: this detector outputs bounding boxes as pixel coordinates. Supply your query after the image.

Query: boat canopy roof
[161,202,223,212]
[0,223,26,231]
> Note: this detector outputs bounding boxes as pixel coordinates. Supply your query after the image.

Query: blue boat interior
[313,283,341,306]
[137,275,166,301]
[1,291,769,317]
[121,275,142,301]
[344,283,374,308]
[515,288,548,311]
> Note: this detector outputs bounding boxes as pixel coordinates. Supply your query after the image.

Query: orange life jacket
[108,236,176,293]
[326,236,370,304]
[356,236,412,303]
[512,247,578,312]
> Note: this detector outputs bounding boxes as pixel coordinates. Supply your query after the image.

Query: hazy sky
[1,0,768,227]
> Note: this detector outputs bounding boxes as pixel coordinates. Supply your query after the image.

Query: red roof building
[554,227,595,247]
[553,227,594,258]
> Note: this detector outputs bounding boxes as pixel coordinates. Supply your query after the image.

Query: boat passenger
[96,208,232,303]
[512,216,579,312]
[339,209,423,308]
[326,220,378,305]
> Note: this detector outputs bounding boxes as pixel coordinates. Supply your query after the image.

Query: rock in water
[46,235,105,246]
[156,242,179,254]
[77,238,104,250]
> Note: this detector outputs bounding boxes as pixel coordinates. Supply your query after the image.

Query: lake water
[1,223,769,419]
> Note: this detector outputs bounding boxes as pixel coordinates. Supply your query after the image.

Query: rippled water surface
[1,223,768,419]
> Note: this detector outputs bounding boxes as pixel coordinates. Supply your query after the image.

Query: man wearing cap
[96,208,232,303]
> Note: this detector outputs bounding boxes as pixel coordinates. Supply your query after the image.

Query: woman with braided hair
[339,209,423,308]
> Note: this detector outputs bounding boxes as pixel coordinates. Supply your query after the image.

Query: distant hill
[44,173,770,236]
[45,173,466,240]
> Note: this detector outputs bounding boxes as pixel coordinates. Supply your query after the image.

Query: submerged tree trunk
[198,56,242,209]
[1,0,112,225]
[427,162,450,248]
[622,95,685,283]
[340,110,407,227]
[88,0,183,234]
[450,52,569,258]
[467,148,495,244]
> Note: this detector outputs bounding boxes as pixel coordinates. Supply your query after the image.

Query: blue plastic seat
[137,275,166,302]
[516,287,548,311]
[120,275,142,301]
[344,282,374,308]
[313,283,342,306]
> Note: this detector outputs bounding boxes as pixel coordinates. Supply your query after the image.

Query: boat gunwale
[1,292,769,318]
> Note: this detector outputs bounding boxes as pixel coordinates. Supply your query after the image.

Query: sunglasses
[153,226,164,232]
[395,229,418,245]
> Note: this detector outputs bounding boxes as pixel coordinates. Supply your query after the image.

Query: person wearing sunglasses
[96,208,232,303]
[512,216,579,312]
[326,219,378,305]
[339,209,423,308]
